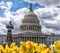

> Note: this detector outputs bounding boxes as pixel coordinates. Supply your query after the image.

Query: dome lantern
[29,3,33,12]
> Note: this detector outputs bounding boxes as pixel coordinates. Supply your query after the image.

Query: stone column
[30,37,31,41]
[35,37,37,42]
[42,37,43,43]
[33,26,34,30]
[32,26,33,30]
[34,26,35,30]
[28,37,30,41]
[24,37,25,41]
[35,26,36,30]
[42,37,44,43]
[23,37,24,41]
[29,26,31,30]
[21,37,22,41]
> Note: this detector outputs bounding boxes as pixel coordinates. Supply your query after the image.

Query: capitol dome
[20,3,41,32]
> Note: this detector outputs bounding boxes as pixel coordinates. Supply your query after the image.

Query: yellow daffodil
[54,40,60,50]
[0,40,60,53]
[44,48,51,53]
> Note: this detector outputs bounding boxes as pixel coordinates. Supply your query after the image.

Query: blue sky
[0,0,60,35]
[0,0,45,12]
[0,0,45,17]
[0,0,60,16]
[1,0,60,12]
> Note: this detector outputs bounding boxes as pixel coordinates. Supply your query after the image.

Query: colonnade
[20,25,41,31]
[20,37,46,43]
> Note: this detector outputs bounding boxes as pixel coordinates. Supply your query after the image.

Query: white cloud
[6,2,12,10]
[0,1,29,35]
[0,8,29,34]
[0,1,60,35]
[34,7,60,34]
[24,0,60,6]
[0,1,12,10]
[0,1,5,5]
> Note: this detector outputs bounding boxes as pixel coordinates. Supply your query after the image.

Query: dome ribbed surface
[22,11,39,23]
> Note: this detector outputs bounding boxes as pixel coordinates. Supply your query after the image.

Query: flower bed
[0,40,60,53]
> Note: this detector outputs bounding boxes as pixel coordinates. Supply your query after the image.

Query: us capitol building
[0,4,60,46]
